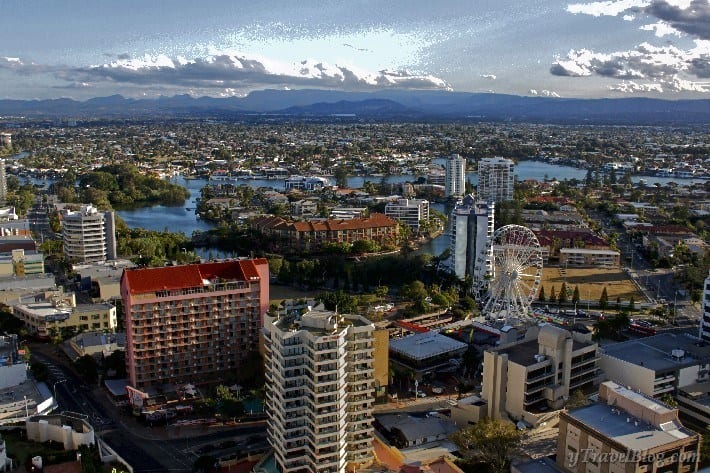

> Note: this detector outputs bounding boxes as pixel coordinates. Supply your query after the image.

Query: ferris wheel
[483,224,543,323]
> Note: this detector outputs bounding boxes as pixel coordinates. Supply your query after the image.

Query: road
[31,347,266,472]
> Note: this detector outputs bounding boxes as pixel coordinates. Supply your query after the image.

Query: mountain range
[2,89,709,125]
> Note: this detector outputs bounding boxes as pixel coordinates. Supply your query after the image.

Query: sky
[0,0,708,99]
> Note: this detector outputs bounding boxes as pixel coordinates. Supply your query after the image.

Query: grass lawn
[540,267,644,303]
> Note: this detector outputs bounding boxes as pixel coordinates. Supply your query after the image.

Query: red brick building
[121,260,269,389]
[250,213,399,251]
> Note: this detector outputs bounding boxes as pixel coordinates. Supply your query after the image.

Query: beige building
[0,249,45,277]
[482,324,601,425]
[600,332,710,428]
[263,307,379,473]
[13,291,117,339]
[560,248,620,268]
[557,381,700,473]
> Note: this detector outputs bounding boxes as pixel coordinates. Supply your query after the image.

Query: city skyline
[0,0,708,100]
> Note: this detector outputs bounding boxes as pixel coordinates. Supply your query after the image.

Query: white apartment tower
[450,195,494,296]
[700,271,710,342]
[384,198,429,232]
[0,159,6,205]
[477,157,514,203]
[445,154,466,198]
[264,307,376,473]
[62,204,117,264]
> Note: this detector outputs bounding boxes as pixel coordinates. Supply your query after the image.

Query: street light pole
[24,395,29,418]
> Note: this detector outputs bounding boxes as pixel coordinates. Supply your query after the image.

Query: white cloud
[65,50,451,92]
[623,14,637,20]
[480,74,497,80]
[529,89,562,97]
[566,0,650,17]
[551,39,710,92]
[640,20,684,36]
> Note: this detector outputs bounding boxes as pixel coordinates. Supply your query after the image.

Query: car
[431,387,444,394]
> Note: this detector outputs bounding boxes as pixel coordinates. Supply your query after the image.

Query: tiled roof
[123,260,265,294]
[252,213,396,232]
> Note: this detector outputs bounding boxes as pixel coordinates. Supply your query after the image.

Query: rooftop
[567,401,690,452]
[123,259,266,294]
[602,332,710,372]
[389,332,467,361]
[566,381,696,452]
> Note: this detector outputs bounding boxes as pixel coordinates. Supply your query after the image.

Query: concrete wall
[25,416,95,451]
[599,354,655,397]
[373,329,389,397]
[505,362,528,420]
[0,363,26,390]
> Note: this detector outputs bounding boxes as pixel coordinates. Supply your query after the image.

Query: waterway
[15,158,710,258]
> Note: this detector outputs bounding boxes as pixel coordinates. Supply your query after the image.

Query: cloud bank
[1,51,450,96]
[558,0,710,92]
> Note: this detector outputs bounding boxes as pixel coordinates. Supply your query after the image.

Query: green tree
[660,392,678,408]
[572,286,580,305]
[549,286,557,302]
[628,296,635,312]
[334,166,349,189]
[558,282,568,305]
[30,361,50,382]
[599,287,609,310]
[566,389,590,409]
[401,280,428,301]
[538,286,546,302]
[450,418,523,473]
[75,355,99,384]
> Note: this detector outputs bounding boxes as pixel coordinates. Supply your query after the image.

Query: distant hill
[1,89,709,125]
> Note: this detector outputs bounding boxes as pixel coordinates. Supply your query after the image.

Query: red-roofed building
[250,213,399,251]
[121,259,269,388]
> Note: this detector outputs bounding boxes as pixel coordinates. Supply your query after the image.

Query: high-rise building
[61,204,116,264]
[0,159,6,205]
[450,195,494,296]
[384,198,429,232]
[121,259,269,389]
[445,154,466,198]
[477,157,514,203]
[700,271,710,342]
[263,306,377,473]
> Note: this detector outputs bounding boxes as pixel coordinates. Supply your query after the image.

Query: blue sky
[0,0,708,99]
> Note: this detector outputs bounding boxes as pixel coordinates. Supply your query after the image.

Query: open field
[540,267,644,303]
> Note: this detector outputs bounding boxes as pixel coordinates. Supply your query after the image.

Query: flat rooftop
[568,402,692,452]
[602,332,710,372]
[494,339,543,367]
[389,332,467,361]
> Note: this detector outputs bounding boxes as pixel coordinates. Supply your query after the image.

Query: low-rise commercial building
[389,332,467,379]
[557,381,700,473]
[482,324,601,425]
[13,291,117,339]
[559,248,620,268]
[599,332,710,427]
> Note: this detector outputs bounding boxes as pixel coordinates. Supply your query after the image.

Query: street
[32,346,267,472]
